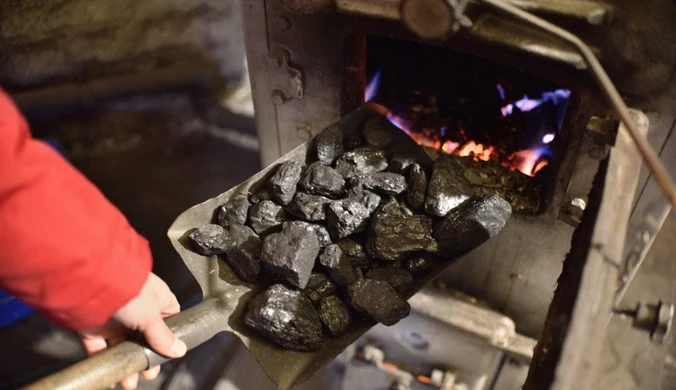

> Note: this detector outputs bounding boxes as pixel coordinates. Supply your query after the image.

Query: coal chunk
[335,147,388,177]
[319,244,357,287]
[284,221,332,248]
[303,272,339,305]
[406,163,427,209]
[286,192,332,221]
[345,134,365,150]
[366,200,438,260]
[337,239,371,267]
[434,195,511,257]
[403,253,434,273]
[425,155,472,217]
[249,200,286,235]
[318,296,352,337]
[301,162,345,199]
[362,115,395,148]
[388,153,417,174]
[315,124,345,165]
[347,279,410,326]
[250,188,272,204]
[188,224,233,255]
[326,198,370,240]
[261,223,320,288]
[216,197,250,228]
[244,284,323,351]
[268,161,302,205]
[223,224,261,283]
[352,173,407,196]
[366,267,414,295]
[346,184,382,216]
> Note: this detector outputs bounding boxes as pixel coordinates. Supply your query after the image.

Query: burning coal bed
[186,114,512,352]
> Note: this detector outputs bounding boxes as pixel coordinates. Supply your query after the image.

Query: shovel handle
[23,298,228,390]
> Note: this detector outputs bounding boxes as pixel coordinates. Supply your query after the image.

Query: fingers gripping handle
[144,298,229,366]
[23,299,228,390]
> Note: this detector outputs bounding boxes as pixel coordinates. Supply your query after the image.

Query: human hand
[78,273,187,390]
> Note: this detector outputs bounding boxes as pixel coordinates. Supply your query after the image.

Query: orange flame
[367,105,548,177]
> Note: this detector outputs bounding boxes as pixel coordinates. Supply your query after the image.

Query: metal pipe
[23,299,229,390]
[10,64,221,116]
[480,0,676,208]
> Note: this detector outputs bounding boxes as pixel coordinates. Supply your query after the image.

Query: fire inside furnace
[365,37,570,178]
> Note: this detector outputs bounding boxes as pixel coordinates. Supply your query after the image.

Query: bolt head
[271,90,288,105]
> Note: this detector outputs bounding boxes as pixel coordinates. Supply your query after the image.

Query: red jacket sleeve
[0,89,152,330]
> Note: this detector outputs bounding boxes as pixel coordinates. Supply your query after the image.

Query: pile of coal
[186,113,513,352]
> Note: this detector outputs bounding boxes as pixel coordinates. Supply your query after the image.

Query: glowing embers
[364,37,570,178]
[365,73,568,177]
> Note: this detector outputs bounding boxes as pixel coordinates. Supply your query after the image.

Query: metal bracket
[267,46,304,105]
[614,199,672,308]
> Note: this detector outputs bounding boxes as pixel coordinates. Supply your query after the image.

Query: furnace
[240,0,658,388]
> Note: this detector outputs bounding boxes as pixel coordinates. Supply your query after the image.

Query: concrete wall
[0,0,246,90]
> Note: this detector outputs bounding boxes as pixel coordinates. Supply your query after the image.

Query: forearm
[0,90,152,330]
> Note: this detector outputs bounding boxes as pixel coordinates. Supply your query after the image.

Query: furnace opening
[364,36,571,180]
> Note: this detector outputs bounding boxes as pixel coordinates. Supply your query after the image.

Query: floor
[1,83,675,389]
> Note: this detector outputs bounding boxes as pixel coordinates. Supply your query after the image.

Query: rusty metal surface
[547,110,649,390]
[336,0,612,24]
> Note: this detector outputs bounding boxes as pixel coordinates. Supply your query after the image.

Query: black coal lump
[286,192,332,222]
[244,284,323,352]
[326,198,371,241]
[301,162,346,199]
[434,195,512,257]
[217,197,250,228]
[319,244,357,287]
[388,153,417,174]
[425,155,472,217]
[345,133,365,150]
[406,163,427,210]
[268,161,303,205]
[352,172,406,195]
[223,224,261,283]
[303,272,339,305]
[362,115,395,148]
[318,296,352,337]
[403,253,434,273]
[250,188,272,204]
[335,147,389,178]
[284,220,333,248]
[345,182,382,216]
[336,239,371,267]
[249,200,286,235]
[366,267,414,295]
[315,124,345,165]
[188,224,233,256]
[347,279,410,326]
[260,222,320,289]
[366,199,438,261]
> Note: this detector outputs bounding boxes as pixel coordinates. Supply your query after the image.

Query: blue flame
[502,89,571,115]
[496,84,506,100]
[542,133,555,144]
[365,69,382,102]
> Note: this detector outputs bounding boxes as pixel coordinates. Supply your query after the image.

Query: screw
[279,17,292,30]
[268,55,283,69]
[271,90,288,105]
[589,143,610,160]
[571,198,586,211]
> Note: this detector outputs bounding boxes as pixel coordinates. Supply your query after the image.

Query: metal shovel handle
[23,298,228,390]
